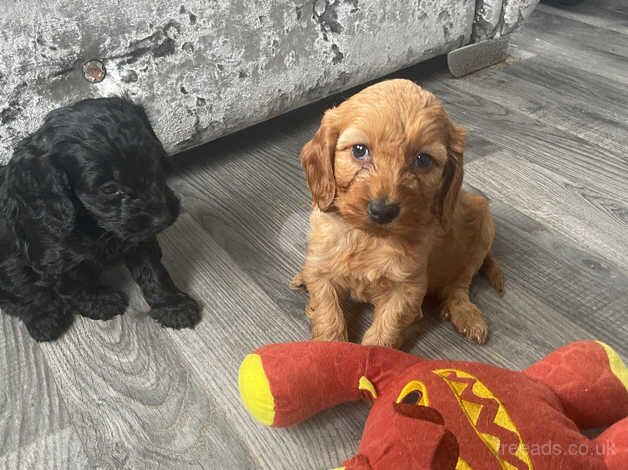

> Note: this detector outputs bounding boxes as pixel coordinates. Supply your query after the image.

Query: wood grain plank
[464,133,503,163]
[0,314,81,462]
[503,55,628,124]
[523,8,628,58]
[537,2,628,35]
[157,214,369,470]
[37,268,252,470]
[511,11,628,85]
[169,124,313,324]
[0,427,89,470]
[465,151,627,267]
[445,57,628,155]
[420,79,628,201]
[485,199,627,355]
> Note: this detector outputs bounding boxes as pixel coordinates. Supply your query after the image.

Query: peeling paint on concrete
[0,0,537,163]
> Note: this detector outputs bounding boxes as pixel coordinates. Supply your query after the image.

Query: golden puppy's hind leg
[480,252,504,296]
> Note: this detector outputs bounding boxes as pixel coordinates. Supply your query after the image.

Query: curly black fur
[0,97,200,341]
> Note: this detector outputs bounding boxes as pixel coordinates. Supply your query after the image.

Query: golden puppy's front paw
[445,303,488,344]
[312,326,348,342]
[361,327,404,349]
[309,307,348,342]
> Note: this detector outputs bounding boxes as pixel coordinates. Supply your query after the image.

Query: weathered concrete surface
[0,1,536,164]
[474,0,540,41]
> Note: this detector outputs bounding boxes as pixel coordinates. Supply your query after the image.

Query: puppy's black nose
[367,199,400,224]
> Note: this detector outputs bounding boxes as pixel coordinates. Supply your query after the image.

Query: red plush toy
[239,340,628,469]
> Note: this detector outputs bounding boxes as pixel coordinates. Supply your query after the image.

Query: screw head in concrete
[82,59,106,83]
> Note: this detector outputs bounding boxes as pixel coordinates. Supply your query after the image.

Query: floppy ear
[435,124,464,229]
[300,116,338,211]
[6,151,76,238]
[131,99,172,173]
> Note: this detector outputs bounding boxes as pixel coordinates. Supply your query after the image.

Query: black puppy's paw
[73,289,128,320]
[149,293,201,329]
[24,308,74,342]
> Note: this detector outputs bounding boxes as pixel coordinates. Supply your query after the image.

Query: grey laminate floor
[2,2,627,469]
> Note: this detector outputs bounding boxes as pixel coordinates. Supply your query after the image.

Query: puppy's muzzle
[367,199,400,224]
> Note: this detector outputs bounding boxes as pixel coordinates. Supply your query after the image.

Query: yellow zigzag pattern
[434,369,533,470]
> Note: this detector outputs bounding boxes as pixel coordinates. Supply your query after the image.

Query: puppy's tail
[480,252,504,296]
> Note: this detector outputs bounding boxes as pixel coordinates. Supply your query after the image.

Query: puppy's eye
[352,144,370,161]
[100,182,121,195]
[414,152,433,169]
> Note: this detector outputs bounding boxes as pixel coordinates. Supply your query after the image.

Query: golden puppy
[293,79,503,348]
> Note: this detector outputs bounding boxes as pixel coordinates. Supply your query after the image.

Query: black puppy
[0,97,200,341]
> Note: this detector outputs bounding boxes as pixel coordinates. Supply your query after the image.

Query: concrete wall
[0,1,537,164]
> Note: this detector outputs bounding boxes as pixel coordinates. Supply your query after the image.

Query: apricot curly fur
[296,79,502,348]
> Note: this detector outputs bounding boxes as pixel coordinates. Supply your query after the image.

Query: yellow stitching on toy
[434,368,533,470]
[238,354,275,426]
[395,380,429,406]
[596,341,628,390]
[460,399,482,425]
[456,456,473,469]
[358,376,378,399]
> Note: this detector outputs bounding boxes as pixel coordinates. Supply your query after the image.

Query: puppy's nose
[367,199,400,224]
